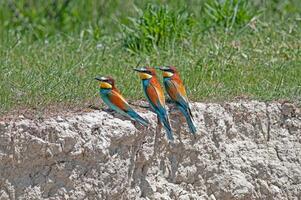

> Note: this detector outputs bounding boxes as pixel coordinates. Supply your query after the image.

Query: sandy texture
[0,101,301,199]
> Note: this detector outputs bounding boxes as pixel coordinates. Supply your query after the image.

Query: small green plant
[121,4,195,52]
[204,0,255,30]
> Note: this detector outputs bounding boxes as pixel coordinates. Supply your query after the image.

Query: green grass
[0,0,301,114]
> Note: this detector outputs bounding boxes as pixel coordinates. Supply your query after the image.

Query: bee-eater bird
[133,67,174,141]
[95,76,149,126]
[158,66,197,134]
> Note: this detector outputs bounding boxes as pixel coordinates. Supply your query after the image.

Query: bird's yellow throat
[163,71,173,78]
[139,72,152,80]
[100,81,112,89]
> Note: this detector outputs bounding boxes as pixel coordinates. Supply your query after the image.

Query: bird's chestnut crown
[133,67,156,80]
[159,66,177,78]
[95,76,114,89]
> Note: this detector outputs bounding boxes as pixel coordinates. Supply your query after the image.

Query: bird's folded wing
[173,79,188,100]
[150,79,165,106]
[166,80,188,105]
[108,90,131,112]
[167,80,194,118]
[146,83,166,115]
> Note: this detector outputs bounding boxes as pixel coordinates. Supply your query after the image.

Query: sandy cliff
[0,101,300,199]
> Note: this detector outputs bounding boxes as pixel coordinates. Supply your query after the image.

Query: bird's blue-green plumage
[163,78,196,134]
[99,88,149,126]
[142,79,174,141]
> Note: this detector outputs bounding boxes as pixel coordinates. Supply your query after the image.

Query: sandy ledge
[0,101,300,199]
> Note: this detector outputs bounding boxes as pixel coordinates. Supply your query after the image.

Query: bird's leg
[102,107,114,113]
[192,131,197,141]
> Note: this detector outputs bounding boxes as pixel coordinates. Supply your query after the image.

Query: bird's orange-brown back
[171,72,187,98]
[146,67,165,107]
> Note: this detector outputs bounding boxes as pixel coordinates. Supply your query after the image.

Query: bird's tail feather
[128,110,149,127]
[160,115,174,141]
[179,106,197,134]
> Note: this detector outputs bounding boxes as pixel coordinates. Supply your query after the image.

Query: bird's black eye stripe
[141,69,152,74]
[164,68,174,73]
[104,79,112,84]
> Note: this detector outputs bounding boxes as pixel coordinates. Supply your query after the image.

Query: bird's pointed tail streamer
[160,115,174,141]
[178,106,197,134]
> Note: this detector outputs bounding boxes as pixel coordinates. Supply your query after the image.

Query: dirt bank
[0,101,300,199]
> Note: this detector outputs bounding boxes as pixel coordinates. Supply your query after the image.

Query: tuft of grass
[203,0,256,30]
[121,4,195,52]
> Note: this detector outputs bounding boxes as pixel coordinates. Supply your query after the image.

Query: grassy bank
[0,0,301,114]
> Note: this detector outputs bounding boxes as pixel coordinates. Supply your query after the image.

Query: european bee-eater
[95,76,149,126]
[158,66,196,134]
[133,67,174,141]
